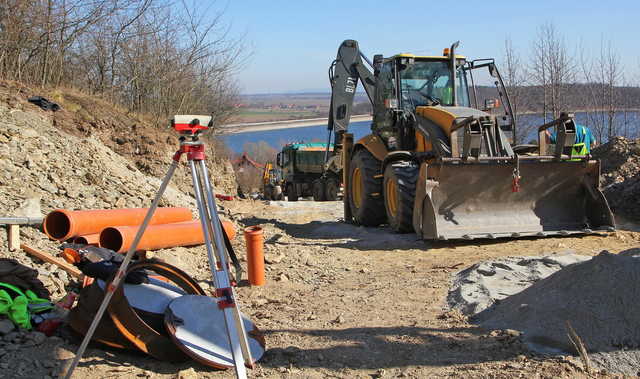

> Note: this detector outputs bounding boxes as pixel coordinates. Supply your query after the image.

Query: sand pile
[472,249,640,375]
[447,253,590,315]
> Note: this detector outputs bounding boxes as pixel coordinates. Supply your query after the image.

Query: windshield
[399,60,470,107]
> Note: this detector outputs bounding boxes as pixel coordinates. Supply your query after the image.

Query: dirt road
[45,200,640,378]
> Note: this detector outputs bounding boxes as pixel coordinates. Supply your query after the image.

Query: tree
[530,22,576,121]
[0,0,244,125]
[502,38,530,144]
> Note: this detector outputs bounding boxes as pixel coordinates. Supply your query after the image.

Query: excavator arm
[327,40,377,148]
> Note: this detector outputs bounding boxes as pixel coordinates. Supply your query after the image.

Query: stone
[176,367,198,379]
[277,273,289,282]
[265,253,285,264]
[3,331,19,342]
[26,331,47,345]
[0,320,15,335]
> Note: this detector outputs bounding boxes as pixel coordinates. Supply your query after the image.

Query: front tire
[312,179,326,201]
[325,177,339,201]
[383,161,418,233]
[348,149,386,226]
[263,185,273,200]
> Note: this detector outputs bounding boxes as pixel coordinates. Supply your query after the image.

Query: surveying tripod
[64,115,253,379]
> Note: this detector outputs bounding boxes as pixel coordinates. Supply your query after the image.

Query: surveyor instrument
[64,115,254,379]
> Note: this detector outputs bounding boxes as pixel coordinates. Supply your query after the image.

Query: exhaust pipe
[43,207,193,241]
[99,220,236,253]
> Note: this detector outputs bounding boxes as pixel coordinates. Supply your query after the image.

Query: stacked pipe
[43,207,236,252]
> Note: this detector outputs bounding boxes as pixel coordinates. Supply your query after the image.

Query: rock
[3,331,20,342]
[42,361,56,368]
[13,192,42,218]
[333,315,345,324]
[5,343,19,351]
[277,273,289,282]
[0,320,15,335]
[26,331,46,345]
[265,253,284,264]
[176,367,198,379]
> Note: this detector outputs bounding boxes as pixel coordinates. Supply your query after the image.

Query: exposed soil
[1,81,640,378]
[10,200,633,379]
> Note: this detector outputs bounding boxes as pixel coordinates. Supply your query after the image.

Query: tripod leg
[62,159,180,379]
[188,160,220,280]
[197,160,254,367]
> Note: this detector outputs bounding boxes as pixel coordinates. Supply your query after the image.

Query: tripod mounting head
[170,115,214,137]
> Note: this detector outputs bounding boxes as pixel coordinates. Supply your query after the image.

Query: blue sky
[213,0,639,94]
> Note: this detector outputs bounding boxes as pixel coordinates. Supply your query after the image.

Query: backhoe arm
[327,39,376,147]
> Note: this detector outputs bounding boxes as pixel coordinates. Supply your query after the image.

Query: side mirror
[484,98,501,110]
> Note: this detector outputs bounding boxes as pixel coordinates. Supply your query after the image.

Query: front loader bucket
[414,160,615,240]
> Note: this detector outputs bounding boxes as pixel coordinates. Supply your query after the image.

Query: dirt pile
[475,249,640,375]
[591,137,640,220]
[0,81,237,197]
[447,253,591,315]
[0,81,238,300]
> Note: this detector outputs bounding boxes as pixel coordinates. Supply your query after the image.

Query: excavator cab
[326,39,614,241]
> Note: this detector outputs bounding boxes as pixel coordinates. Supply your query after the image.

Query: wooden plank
[20,244,83,279]
[8,225,19,251]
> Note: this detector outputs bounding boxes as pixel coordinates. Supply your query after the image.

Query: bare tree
[598,40,623,139]
[502,38,530,144]
[0,0,244,125]
[530,22,576,121]
[578,38,623,142]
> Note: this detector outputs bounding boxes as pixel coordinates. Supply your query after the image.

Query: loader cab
[374,54,470,112]
[372,52,516,148]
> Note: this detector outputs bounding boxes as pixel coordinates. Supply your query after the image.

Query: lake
[222,112,640,153]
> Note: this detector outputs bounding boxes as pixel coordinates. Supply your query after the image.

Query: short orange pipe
[72,234,100,246]
[99,220,236,253]
[43,207,193,241]
[243,226,265,286]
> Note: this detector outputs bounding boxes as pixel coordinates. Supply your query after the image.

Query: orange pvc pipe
[72,234,100,246]
[243,226,265,286]
[99,220,236,253]
[43,207,193,241]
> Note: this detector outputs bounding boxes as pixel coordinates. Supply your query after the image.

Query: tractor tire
[263,185,273,200]
[287,184,298,201]
[273,185,284,200]
[325,177,339,201]
[312,179,326,201]
[348,149,386,226]
[383,161,418,233]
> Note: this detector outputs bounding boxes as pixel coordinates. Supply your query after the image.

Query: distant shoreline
[218,114,372,134]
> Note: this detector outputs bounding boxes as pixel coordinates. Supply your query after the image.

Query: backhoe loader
[322,39,614,240]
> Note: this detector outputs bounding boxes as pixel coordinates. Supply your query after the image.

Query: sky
[207,0,639,94]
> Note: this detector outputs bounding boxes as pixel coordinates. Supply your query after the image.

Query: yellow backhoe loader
[323,40,614,240]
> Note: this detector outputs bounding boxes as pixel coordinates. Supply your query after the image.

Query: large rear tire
[312,179,326,201]
[287,184,298,201]
[348,149,386,226]
[383,161,418,233]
